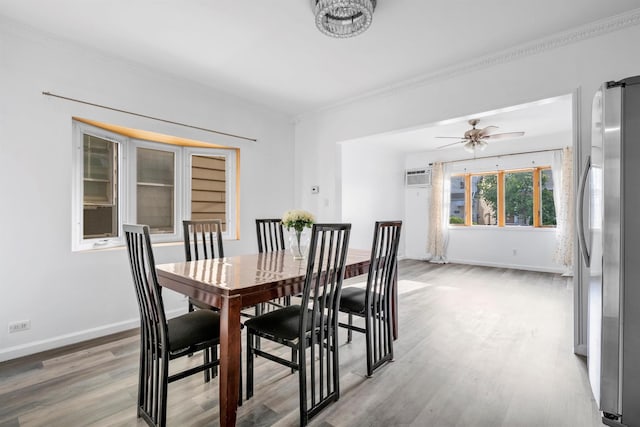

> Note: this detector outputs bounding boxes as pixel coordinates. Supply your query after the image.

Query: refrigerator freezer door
[601,83,623,416]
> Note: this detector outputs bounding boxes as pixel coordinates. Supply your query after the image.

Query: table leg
[219,295,242,427]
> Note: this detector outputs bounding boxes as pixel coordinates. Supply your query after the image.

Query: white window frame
[72,122,128,251]
[72,121,238,251]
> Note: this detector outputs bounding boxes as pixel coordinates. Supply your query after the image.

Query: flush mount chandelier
[312,0,377,38]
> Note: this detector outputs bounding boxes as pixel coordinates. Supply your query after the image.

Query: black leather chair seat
[244,305,313,340]
[168,309,220,352]
[339,286,383,314]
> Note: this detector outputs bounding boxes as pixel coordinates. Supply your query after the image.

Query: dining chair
[256,218,286,253]
[338,220,402,377]
[245,223,351,426]
[124,224,223,427]
[183,219,224,312]
[255,218,291,310]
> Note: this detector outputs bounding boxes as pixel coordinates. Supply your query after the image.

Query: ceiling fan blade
[483,131,525,140]
[435,136,466,139]
[478,125,499,136]
[437,140,464,149]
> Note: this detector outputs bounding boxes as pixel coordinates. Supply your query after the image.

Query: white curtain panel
[552,147,574,269]
[427,162,448,263]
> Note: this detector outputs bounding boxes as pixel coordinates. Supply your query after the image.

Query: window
[190,153,227,229]
[72,119,238,251]
[450,167,555,228]
[449,175,466,224]
[136,147,175,234]
[472,174,497,225]
[504,171,533,226]
[83,134,119,239]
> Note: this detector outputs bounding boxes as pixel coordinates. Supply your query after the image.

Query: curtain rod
[440,147,564,165]
[41,91,257,142]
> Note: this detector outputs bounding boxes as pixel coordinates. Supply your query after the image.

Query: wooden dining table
[155,248,397,427]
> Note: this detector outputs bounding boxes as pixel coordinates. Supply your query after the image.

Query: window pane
[137,148,174,234]
[191,155,226,230]
[83,135,118,238]
[541,169,557,226]
[472,175,498,225]
[449,175,465,224]
[505,171,533,226]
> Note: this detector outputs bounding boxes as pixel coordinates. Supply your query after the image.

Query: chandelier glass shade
[312,0,377,38]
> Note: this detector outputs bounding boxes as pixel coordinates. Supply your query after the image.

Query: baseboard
[445,258,565,274]
[0,308,184,362]
[574,343,588,357]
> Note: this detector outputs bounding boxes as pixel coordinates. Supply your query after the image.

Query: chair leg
[158,355,169,427]
[347,313,353,343]
[246,330,254,400]
[238,346,243,406]
[204,348,211,383]
[212,346,218,378]
[291,347,297,374]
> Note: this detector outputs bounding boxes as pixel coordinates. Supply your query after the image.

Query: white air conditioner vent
[405,166,432,187]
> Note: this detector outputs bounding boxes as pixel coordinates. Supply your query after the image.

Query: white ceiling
[347,94,574,153]
[0,1,638,116]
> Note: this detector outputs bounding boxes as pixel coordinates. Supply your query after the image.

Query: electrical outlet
[8,320,31,333]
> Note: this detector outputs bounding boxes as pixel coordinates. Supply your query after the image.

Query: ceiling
[1,1,638,116]
[347,94,574,154]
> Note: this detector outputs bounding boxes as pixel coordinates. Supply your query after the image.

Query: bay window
[72,119,238,251]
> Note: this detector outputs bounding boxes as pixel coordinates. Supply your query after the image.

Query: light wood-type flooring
[0,261,602,426]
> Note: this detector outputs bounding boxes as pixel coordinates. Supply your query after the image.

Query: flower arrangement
[281,209,315,232]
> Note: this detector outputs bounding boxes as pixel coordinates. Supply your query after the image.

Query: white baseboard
[0,308,184,362]
[445,258,565,274]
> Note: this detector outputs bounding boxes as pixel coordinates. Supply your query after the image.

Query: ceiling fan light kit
[312,0,377,38]
[437,119,525,152]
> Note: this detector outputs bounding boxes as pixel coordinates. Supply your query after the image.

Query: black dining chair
[245,223,351,426]
[183,219,225,313]
[124,224,224,427]
[255,218,291,309]
[256,218,286,253]
[338,220,402,377]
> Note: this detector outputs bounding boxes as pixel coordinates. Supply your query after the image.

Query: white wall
[0,18,295,361]
[341,143,405,252]
[294,17,640,354]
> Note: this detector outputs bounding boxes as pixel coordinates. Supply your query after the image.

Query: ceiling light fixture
[312,0,377,38]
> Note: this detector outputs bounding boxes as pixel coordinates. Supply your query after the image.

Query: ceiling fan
[436,119,525,152]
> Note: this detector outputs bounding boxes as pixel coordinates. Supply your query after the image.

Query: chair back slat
[298,223,351,424]
[183,219,224,261]
[255,218,285,253]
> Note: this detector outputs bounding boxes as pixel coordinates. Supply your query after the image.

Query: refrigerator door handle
[576,154,591,268]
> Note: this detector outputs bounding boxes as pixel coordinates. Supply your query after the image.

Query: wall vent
[405,166,432,188]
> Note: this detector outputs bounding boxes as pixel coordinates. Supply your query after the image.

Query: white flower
[281,209,315,232]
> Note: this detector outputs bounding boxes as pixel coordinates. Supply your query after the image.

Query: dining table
[155,248,397,427]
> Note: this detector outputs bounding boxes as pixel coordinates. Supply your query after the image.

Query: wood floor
[0,261,602,427]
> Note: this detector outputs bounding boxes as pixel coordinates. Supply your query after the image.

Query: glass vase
[289,228,310,260]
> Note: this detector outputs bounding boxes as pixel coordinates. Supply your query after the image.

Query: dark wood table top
[156,248,371,307]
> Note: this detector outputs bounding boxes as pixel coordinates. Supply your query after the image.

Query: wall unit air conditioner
[405,166,432,188]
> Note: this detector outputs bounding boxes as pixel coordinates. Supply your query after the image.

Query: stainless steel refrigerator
[578,76,640,427]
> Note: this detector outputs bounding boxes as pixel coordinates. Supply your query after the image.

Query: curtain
[552,147,574,270]
[427,162,448,263]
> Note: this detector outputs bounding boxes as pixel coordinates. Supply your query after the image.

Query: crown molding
[295,8,640,122]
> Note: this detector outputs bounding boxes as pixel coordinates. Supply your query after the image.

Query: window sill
[448,226,556,232]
